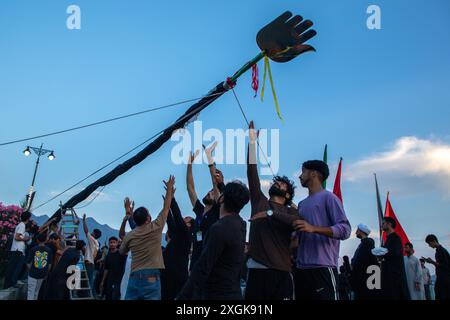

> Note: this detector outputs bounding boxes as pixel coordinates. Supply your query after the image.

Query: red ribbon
[251,63,259,97]
[226,77,236,89]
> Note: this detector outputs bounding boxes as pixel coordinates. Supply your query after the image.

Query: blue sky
[1,0,450,272]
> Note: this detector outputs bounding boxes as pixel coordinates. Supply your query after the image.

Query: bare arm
[187,151,200,207]
[160,175,176,221]
[205,142,220,200]
[82,214,89,235]
[119,197,134,240]
[119,216,128,240]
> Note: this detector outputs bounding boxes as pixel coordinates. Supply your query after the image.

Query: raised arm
[170,197,187,234]
[82,214,89,235]
[119,197,134,240]
[186,151,200,207]
[247,121,269,218]
[153,175,176,228]
[204,141,220,200]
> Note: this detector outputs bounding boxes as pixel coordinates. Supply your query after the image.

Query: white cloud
[345,136,450,197]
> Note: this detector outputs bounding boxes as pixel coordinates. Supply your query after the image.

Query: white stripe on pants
[328,267,338,300]
[27,276,44,300]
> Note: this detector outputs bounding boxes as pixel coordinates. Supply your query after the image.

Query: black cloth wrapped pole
[48,82,228,222]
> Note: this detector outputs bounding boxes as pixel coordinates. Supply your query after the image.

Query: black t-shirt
[178,214,247,300]
[436,245,450,278]
[104,251,127,285]
[27,245,53,279]
[164,199,193,273]
[191,200,220,266]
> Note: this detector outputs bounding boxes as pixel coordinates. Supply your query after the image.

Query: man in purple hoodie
[293,160,351,300]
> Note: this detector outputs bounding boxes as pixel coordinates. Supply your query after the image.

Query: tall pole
[25,143,54,211]
[30,143,43,188]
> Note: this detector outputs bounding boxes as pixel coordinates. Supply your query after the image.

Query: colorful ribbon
[260,55,283,121]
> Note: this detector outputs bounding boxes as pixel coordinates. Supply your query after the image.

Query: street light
[23,146,31,156]
[23,143,56,210]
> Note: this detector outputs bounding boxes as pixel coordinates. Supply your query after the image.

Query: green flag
[322,144,327,189]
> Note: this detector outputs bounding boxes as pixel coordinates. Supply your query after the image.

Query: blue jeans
[125,269,161,300]
[85,262,95,290]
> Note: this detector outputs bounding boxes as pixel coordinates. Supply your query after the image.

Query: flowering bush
[0,202,23,250]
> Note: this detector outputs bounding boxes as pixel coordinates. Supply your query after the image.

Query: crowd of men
[3,121,450,300]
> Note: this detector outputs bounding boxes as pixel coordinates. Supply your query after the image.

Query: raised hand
[188,150,200,164]
[204,141,218,158]
[256,11,317,63]
[124,197,135,217]
[249,121,260,142]
[163,175,176,196]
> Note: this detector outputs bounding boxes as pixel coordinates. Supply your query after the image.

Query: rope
[0,92,224,147]
[230,88,276,177]
[73,186,106,210]
[32,89,223,211]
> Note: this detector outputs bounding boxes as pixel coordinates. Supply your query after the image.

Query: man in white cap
[350,224,378,300]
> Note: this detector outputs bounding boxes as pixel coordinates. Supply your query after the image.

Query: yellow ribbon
[260,55,283,121]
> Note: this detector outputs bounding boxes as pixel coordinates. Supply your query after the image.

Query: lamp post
[23,143,55,210]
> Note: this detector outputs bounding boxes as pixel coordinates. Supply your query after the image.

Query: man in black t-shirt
[161,198,194,300]
[178,181,249,300]
[424,234,450,300]
[186,145,225,270]
[100,237,127,300]
[380,217,410,300]
[27,232,53,300]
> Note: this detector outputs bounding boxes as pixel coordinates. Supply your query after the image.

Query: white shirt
[10,222,27,254]
[84,233,99,264]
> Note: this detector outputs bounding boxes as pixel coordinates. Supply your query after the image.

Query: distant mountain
[32,214,167,247]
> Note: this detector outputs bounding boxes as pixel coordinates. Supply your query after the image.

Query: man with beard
[177,181,249,300]
[244,121,300,300]
[293,160,351,300]
[350,224,378,300]
[380,217,410,300]
[161,197,194,300]
[186,142,224,270]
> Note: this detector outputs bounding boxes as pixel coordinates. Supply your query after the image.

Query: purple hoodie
[296,189,351,269]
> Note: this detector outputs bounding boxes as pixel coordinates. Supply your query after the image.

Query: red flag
[333,157,343,204]
[382,192,410,254]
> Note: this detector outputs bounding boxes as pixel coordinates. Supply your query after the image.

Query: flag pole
[374,173,384,246]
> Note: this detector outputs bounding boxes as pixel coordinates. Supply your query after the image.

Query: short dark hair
[36,232,47,243]
[109,236,118,242]
[302,160,330,182]
[133,207,149,226]
[222,181,250,214]
[21,211,32,222]
[405,242,413,248]
[383,217,396,229]
[76,240,86,250]
[425,234,438,243]
[273,175,296,205]
[92,229,102,239]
